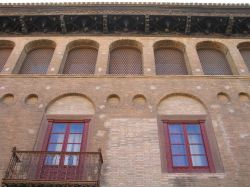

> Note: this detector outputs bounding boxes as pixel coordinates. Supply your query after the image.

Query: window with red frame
[38,120,89,180]
[163,121,215,173]
[42,120,89,166]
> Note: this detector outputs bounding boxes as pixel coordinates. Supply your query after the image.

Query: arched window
[157,94,223,173]
[19,40,55,74]
[154,40,188,75]
[63,47,97,74]
[34,94,95,179]
[237,42,250,72]
[197,41,232,75]
[0,40,14,72]
[108,40,143,75]
[62,40,99,74]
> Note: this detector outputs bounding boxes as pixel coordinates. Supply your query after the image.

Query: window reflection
[45,154,60,165]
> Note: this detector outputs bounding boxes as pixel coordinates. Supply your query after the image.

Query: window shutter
[198,49,232,75]
[155,48,188,75]
[63,48,97,74]
[19,48,54,74]
[109,47,143,75]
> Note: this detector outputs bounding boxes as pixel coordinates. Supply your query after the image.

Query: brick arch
[157,93,224,172]
[34,93,95,152]
[62,39,99,74]
[66,39,99,50]
[157,93,207,115]
[153,40,188,75]
[109,39,143,52]
[108,39,143,75]
[46,93,95,115]
[196,41,232,75]
[17,39,56,74]
[23,39,56,52]
[153,40,185,52]
[0,40,15,72]
[196,41,228,54]
[0,40,15,48]
[237,42,250,72]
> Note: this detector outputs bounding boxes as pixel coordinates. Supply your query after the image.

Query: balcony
[2,147,103,187]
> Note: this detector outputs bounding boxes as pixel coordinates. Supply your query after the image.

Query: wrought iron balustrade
[2,147,103,187]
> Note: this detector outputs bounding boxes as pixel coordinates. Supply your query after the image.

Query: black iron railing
[2,147,103,187]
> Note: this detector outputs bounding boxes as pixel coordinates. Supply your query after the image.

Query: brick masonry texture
[0,36,250,187]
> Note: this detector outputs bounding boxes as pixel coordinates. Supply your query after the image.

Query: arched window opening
[197,42,232,75]
[108,40,143,75]
[109,47,142,75]
[157,94,223,173]
[63,47,98,74]
[19,48,54,74]
[238,42,250,72]
[155,48,187,75]
[19,40,55,74]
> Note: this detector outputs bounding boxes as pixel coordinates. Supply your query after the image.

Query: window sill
[164,172,225,179]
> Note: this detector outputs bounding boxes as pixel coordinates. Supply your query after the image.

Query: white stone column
[142,40,156,76]
[183,40,204,75]
[225,42,249,75]
[95,40,111,75]
[47,39,68,74]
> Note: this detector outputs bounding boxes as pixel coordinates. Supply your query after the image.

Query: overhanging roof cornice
[0,2,249,36]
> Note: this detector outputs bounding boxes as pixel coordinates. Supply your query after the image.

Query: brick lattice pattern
[63,48,98,74]
[154,48,188,75]
[19,48,54,74]
[109,47,143,75]
[0,48,12,72]
[197,49,233,75]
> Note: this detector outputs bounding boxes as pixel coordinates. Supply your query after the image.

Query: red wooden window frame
[37,120,90,180]
[163,120,215,173]
[42,119,90,153]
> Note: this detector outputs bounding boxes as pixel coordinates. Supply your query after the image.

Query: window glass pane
[45,155,60,165]
[68,134,82,143]
[52,123,67,133]
[170,134,185,144]
[172,156,188,167]
[66,144,81,152]
[186,124,201,134]
[188,135,203,144]
[168,124,182,133]
[49,134,65,143]
[64,155,79,166]
[191,155,208,166]
[70,124,84,133]
[190,145,205,154]
[48,144,63,152]
[171,145,186,155]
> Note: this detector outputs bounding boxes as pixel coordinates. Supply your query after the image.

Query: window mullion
[182,123,193,170]
[62,123,70,152]
[60,123,70,166]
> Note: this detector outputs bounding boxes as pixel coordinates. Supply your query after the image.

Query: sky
[0,0,249,4]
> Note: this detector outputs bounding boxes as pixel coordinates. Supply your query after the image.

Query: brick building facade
[0,2,250,187]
